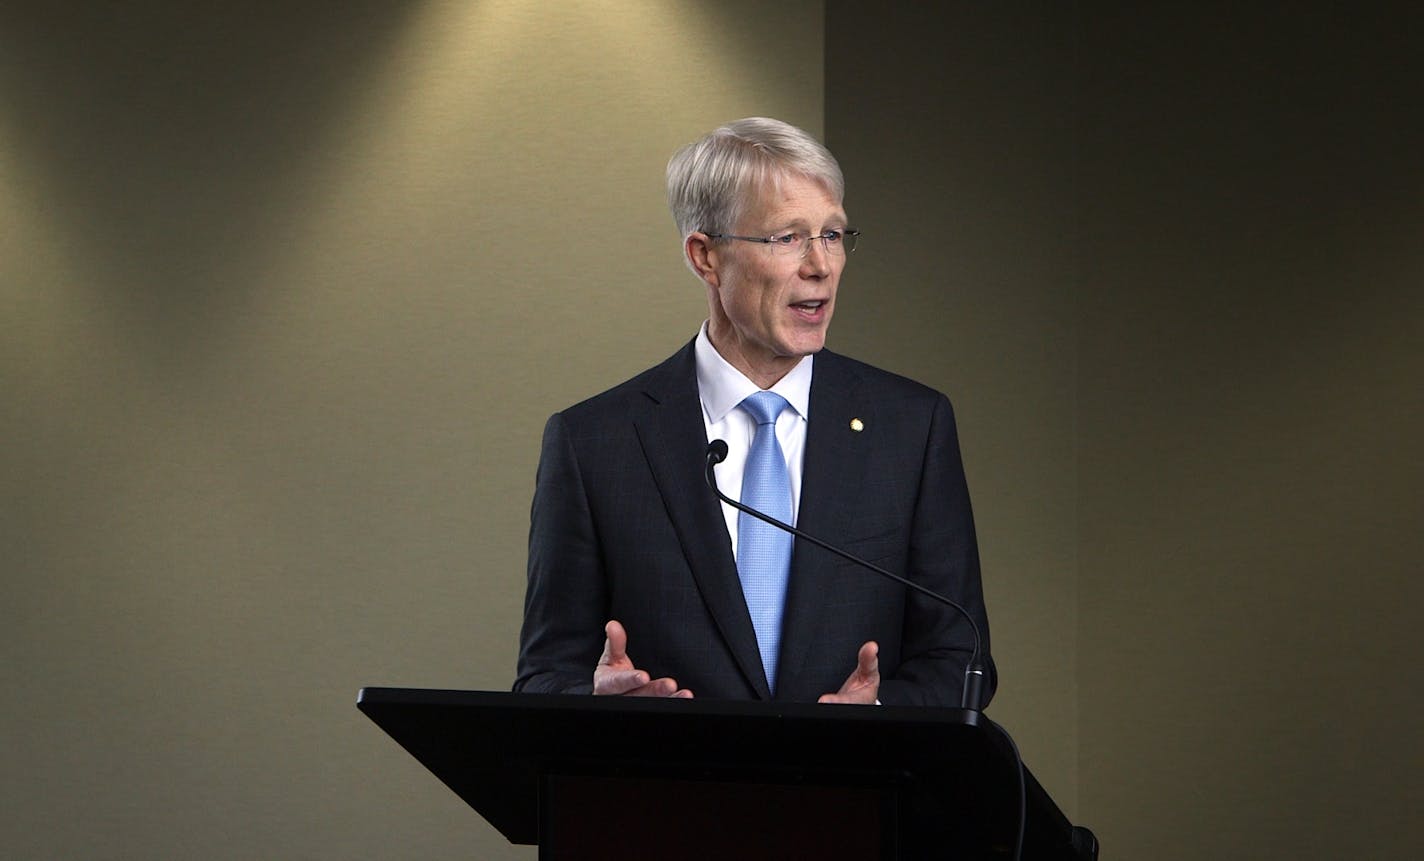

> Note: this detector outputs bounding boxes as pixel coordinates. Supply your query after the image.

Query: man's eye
[771,233,802,246]
[821,230,844,244]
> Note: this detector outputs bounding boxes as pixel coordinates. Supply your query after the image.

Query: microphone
[705,439,990,712]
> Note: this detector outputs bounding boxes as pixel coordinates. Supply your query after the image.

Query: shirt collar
[694,322,813,424]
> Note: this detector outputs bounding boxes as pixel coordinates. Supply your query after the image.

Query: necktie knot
[741,390,788,427]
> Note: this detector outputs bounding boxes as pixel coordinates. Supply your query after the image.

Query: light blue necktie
[736,390,793,694]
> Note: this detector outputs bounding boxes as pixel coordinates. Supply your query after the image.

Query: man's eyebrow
[768,214,850,231]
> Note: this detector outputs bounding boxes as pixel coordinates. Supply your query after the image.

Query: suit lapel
[778,351,870,696]
[632,342,771,699]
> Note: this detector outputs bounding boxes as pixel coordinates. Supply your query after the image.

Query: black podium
[358,688,1096,860]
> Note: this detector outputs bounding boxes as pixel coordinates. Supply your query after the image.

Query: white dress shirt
[694,323,813,559]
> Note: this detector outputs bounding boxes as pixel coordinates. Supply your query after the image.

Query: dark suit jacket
[514,340,993,706]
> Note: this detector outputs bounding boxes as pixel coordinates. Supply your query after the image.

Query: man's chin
[783,331,828,358]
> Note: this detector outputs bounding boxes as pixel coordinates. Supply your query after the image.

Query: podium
[358,688,1097,860]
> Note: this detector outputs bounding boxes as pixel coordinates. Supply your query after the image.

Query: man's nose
[800,236,832,274]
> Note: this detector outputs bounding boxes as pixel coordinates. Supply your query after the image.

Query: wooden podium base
[542,772,893,860]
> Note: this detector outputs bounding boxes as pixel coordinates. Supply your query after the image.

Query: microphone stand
[704,440,990,713]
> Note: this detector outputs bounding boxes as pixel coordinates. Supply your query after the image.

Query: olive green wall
[2,3,824,858]
[828,4,1423,859]
[1074,7,1423,859]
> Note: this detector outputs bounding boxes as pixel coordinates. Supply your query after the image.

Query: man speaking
[515,117,992,707]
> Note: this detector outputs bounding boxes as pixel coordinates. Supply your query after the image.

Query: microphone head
[706,439,729,464]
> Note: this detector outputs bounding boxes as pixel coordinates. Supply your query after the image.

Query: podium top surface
[358,687,1001,845]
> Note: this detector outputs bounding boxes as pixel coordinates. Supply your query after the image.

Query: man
[514,117,992,706]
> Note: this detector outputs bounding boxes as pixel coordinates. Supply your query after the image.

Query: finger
[594,668,650,695]
[857,641,880,678]
[599,619,629,667]
[818,688,874,704]
[817,642,882,704]
[624,676,682,697]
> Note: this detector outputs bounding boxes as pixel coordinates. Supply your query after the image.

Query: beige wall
[2,3,823,858]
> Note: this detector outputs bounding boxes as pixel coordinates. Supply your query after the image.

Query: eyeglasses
[705,228,860,258]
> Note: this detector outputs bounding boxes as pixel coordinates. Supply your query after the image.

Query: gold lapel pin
[850,418,864,432]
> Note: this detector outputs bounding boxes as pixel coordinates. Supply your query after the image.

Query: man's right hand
[593,620,694,698]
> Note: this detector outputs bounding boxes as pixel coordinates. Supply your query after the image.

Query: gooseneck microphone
[705,439,989,713]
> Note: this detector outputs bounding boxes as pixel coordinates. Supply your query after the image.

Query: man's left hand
[817,641,879,704]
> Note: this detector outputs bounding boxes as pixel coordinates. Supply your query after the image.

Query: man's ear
[685,233,720,287]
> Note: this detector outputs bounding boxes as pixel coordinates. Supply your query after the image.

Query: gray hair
[666,117,845,240]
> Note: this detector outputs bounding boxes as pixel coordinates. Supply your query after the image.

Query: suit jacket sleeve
[875,392,995,707]
[513,411,603,694]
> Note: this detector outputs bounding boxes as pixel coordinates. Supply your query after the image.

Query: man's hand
[593,620,693,697]
[818,641,880,704]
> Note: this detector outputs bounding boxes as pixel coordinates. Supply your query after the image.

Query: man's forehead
[745,173,847,225]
